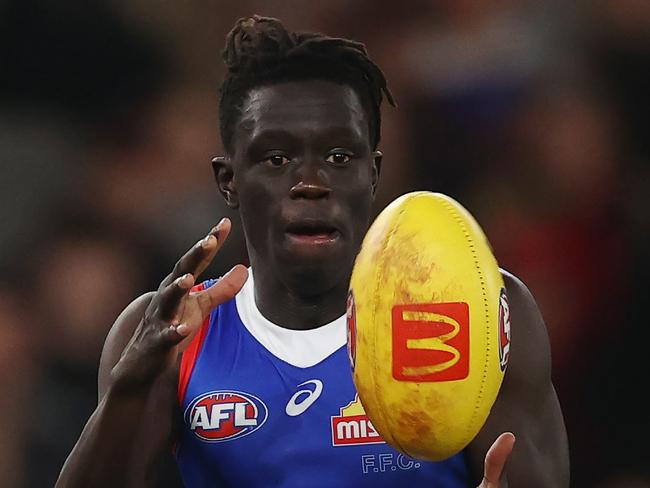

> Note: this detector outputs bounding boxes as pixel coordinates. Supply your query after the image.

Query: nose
[289,159,331,200]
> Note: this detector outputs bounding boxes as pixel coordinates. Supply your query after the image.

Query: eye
[262,154,291,167]
[326,152,352,165]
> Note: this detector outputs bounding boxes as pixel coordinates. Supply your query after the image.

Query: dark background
[1,1,648,486]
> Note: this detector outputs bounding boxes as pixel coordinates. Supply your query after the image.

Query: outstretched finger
[480,432,516,488]
[157,273,196,321]
[160,218,232,289]
[191,265,249,320]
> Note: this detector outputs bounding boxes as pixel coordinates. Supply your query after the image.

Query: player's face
[219,80,380,294]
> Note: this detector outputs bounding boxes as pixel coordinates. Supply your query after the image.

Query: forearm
[55,387,152,488]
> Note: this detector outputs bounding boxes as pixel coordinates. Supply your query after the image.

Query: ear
[212,156,239,208]
[371,150,383,197]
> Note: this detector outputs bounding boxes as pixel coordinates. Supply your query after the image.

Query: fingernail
[210,218,226,234]
[176,323,189,336]
[201,235,215,248]
[176,273,187,285]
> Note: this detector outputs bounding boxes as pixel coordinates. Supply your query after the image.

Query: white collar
[234,269,347,368]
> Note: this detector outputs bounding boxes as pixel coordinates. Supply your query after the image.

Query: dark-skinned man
[57,15,569,488]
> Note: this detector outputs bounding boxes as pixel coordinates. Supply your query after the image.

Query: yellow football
[347,191,511,461]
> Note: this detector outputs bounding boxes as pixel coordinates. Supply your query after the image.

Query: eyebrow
[247,125,365,148]
[247,128,301,147]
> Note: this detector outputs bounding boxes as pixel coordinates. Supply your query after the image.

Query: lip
[284,219,342,247]
[285,230,341,246]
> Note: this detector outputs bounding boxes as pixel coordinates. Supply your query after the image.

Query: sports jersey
[175,270,471,487]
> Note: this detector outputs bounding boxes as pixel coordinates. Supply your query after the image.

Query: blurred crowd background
[1,0,648,486]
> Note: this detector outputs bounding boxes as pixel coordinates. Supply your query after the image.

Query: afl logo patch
[498,288,511,371]
[185,390,268,442]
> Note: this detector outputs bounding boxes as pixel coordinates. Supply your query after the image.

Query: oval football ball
[347,191,511,461]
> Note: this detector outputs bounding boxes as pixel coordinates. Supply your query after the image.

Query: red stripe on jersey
[178,282,211,405]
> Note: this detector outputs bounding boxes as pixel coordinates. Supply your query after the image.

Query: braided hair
[219,15,395,154]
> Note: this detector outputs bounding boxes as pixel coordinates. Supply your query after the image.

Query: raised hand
[477,432,516,488]
[110,218,248,392]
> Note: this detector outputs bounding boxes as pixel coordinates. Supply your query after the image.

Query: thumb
[479,432,516,488]
[193,265,249,318]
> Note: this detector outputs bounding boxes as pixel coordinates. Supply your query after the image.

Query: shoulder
[501,267,540,314]
[97,292,156,399]
[501,268,539,312]
[500,268,552,384]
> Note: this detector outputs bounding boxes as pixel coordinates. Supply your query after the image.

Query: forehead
[235,80,370,147]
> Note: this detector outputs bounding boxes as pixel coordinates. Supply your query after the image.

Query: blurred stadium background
[0,1,648,486]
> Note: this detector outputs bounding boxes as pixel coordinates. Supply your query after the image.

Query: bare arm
[466,270,570,488]
[55,293,161,488]
[56,219,248,488]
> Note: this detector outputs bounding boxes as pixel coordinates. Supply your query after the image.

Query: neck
[251,265,349,331]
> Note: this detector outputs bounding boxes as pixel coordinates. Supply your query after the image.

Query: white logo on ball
[285,380,323,417]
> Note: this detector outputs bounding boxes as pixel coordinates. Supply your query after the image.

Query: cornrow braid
[219,15,395,154]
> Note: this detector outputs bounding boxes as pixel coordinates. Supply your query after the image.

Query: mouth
[285,220,341,246]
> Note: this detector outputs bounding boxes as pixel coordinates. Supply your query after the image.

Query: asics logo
[285,380,323,417]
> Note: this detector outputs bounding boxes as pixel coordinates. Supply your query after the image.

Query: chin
[276,247,353,297]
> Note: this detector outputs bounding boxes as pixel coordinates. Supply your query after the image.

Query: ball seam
[439,196,491,443]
